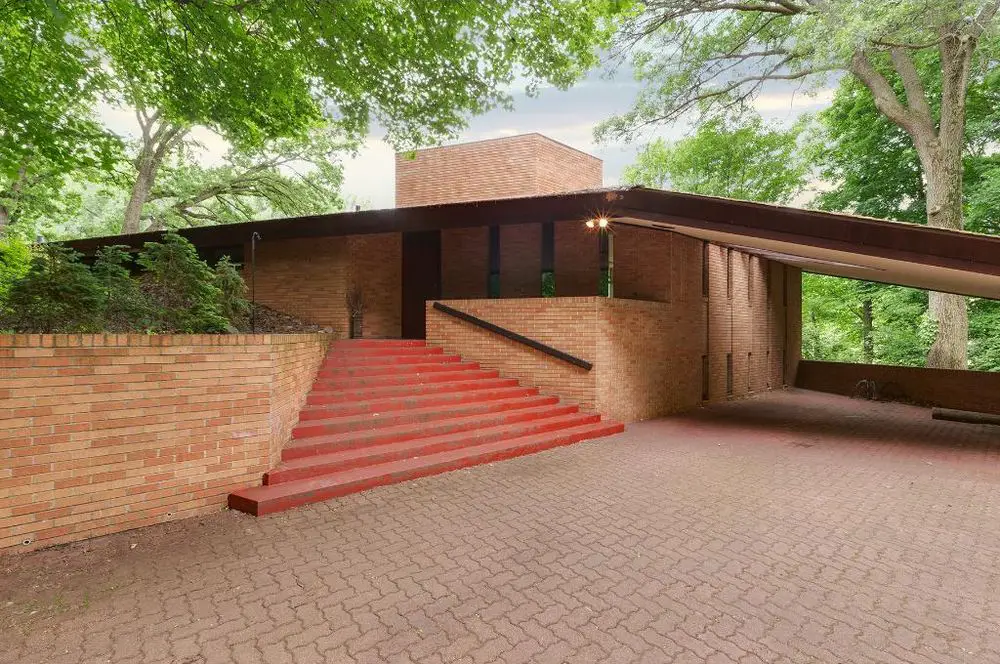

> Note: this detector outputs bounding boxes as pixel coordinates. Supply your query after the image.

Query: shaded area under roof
[64,187,1000,300]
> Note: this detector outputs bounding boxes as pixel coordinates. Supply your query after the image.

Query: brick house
[26,132,1000,527]
[67,132,1000,425]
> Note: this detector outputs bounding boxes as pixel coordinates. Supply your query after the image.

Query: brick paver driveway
[4,389,1000,664]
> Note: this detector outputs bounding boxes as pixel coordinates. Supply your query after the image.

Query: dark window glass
[488,226,500,298]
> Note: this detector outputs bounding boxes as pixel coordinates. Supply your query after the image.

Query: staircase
[228,339,624,516]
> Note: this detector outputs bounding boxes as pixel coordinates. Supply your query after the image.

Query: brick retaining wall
[796,360,1000,414]
[0,334,329,552]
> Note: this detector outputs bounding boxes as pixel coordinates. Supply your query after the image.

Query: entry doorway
[401,230,441,339]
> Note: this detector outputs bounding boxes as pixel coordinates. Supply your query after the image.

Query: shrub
[4,245,105,332]
[93,245,156,332]
[137,232,228,333]
[213,256,250,326]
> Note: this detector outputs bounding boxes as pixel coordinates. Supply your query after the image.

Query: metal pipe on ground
[931,408,1000,426]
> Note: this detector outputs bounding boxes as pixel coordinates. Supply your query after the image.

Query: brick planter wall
[0,333,329,552]
[796,360,1000,414]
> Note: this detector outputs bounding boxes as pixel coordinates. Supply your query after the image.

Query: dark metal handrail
[432,302,593,371]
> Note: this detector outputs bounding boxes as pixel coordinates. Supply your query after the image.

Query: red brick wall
[249,234,401,338]
[426,298,599,408]
[441,227,488,299]
[614,225,672,301]
[0,333,328,552]
[554,222,600,296]
[396,133,603,207]
[796,361,1000,414]
[500,223,542,297]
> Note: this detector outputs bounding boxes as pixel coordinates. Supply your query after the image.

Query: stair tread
[283,403,580,459]
[307,377,519,402]
[293,394,559,433]
[277,411,601,472]
[232,420,625,510]
[300,385,538,418]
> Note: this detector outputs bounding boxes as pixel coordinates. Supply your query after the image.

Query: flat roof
[64,187,1000,299]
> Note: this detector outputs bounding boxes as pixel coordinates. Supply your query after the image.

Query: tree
[13,1,629,234]
[808,51,1000,370]
[622,114,807,203]
[600,0,1000,369]
[0,2,120,231]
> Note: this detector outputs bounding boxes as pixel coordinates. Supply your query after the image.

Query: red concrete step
[299,385,539,420]
[292,394,560,439]
[310,368,500,391]
[324,345,442,359]
[306,377,520,406]
[282,403,580,460]
[314,360,476,380]
[320,352,458,368]
[330,339,426,348]
[266,411,604,484]
[230,420,625,516]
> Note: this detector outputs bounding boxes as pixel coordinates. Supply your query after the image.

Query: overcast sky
[99,68,835,211]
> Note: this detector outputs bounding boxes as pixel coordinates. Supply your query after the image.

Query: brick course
[0,333,328,552]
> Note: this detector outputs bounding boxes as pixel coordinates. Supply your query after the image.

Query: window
[599,232,613,297]
[701,355,709,401]
[701,242,709,297]
[541,222,555,297]
[488,226,500,298]
[726,353,733,396]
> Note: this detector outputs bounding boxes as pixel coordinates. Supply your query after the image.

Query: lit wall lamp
[585,216,611,230]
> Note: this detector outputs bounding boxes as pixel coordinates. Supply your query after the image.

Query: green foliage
[213,257,250,326]
[802,274,936,368]
[92,245,155,332]
[136,233,228,333]
[0,235,32,302]
[541,271,556,297]
[623,115,807,204]
[3,245,105,333]
[969,299,1000,372]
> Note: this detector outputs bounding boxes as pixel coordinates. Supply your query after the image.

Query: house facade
[244,134,800,421]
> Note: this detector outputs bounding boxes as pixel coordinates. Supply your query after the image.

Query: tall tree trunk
[121,108,187,235]
[121,146,160,234]
[0,204,9,233]
[921,141,968,369]
[861,298,874,364]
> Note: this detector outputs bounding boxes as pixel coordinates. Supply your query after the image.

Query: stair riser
[311,369,499,391]
[330,340,426,348]
[282,404,579,460]
[314,362,477,380]
[298,387,539,420]
[234,424,624,516]
[320,353,460,368]
[324,346,443,358]
[267,414,602,484]
[292,396,560,439]
[305,378,519,405]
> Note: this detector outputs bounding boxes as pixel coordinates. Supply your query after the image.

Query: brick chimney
[395,133,603,208]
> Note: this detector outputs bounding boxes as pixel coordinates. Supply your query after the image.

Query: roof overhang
[64,187,1000,300]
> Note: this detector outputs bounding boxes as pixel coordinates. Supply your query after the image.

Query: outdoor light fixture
[597,217,609,229]
[585,219,595,228]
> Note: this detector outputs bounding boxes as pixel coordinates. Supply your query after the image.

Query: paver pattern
[3,389,1000,664]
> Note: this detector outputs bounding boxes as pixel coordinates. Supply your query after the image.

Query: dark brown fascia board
[62,189,623,255]
[618,188,1000,278]
[62,187,1000,280]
